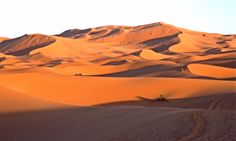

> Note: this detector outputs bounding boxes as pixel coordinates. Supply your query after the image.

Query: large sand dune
[0,22,235,140]
[0,70,235,106]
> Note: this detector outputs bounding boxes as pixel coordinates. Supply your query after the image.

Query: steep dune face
[0,34,56,56]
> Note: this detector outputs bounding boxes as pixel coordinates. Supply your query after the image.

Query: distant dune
[0,21,235,108]
[0,34,55,56]
[0,22,235,140]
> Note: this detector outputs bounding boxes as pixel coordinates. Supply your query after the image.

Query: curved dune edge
[0,71,235,106]
[0,85,66,113]
[49,60,178,75]
[169,30,227,53]
[30,36,134,59]
[188,63,236,79]
[140,49,172,60]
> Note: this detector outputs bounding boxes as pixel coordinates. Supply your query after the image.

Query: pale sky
[0,0,235,38]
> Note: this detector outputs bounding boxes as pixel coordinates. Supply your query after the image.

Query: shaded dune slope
[1,94,236,141]
[0,34,56,56]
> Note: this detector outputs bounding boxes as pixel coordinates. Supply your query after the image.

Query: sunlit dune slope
[170,28,229,53]
[0,70,234,106]
[188,63,236,79]
[0,85,65,113]
[30,36,135,59]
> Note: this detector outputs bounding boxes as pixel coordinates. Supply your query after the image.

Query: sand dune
[170,30,227,53]
[0,22,236,140]
[0,70,235,106]
[0,23,235,107]
[188,63,236,79]
[57,22,180,44]
[0,23,233,79]
[30,36,133,59]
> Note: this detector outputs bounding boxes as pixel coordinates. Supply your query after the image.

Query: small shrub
[156,94,168,102]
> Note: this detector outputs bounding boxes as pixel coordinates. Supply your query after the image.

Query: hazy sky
[0,0,235,37]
